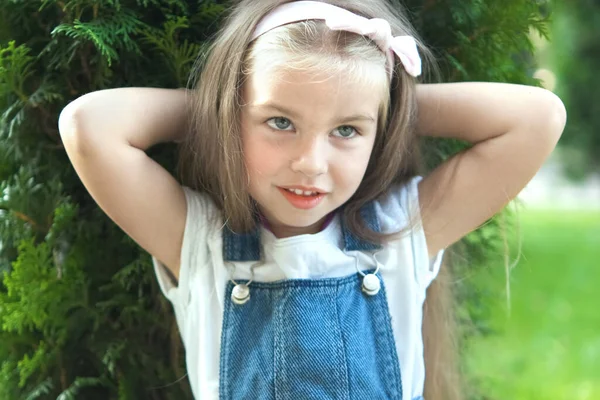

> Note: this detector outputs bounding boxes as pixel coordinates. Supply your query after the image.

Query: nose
[290,135,328,177]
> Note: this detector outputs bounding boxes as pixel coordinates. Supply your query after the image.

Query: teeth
[286,188,318,196]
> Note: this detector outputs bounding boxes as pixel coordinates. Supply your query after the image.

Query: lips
[277,187,326,210]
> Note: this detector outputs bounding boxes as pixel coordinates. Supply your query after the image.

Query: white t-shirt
[152,176,443,400]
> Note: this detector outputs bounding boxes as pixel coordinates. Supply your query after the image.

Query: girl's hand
[415,82,566,257]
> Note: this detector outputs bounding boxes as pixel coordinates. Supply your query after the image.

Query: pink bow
[251,1,422,78]
[325,16,422,78]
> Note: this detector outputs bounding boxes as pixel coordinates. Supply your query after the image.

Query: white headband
[251,0,422,78]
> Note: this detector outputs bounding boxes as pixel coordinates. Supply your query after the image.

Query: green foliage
[52,11,147,66]
[408,0,549,84]
[551,0,600,179]
[0,0,551,398]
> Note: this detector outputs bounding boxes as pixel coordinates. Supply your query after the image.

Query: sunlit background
[464,2,600,398]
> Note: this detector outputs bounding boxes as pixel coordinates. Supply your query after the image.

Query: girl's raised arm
[58,88,190,280]
[415,82,567,258]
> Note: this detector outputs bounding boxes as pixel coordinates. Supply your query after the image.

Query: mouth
[279,184,328,195]
[277,186,326,210]
[280,187,323,196]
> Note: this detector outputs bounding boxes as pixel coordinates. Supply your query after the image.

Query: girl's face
[240,67,383,238]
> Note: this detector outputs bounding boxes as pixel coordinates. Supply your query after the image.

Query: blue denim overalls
[219,203,406,400]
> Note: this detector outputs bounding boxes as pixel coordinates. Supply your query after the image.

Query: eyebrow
[249,103,376,124]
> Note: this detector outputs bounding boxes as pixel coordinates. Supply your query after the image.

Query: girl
[58,0,566,399]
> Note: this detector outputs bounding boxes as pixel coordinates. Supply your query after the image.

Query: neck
[267,217,327,238]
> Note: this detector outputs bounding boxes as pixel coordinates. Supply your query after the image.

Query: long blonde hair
[178,0,461,398]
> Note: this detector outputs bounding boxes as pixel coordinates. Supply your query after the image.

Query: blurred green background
[463,2,600,398]
[465,209,600,399]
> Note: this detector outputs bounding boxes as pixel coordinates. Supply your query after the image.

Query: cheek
[333,142,374,191]
[242,133,285,183]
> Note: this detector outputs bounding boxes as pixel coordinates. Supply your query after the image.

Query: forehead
[242,67,385,119]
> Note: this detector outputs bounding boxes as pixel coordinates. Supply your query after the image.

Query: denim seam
[377,282,403,399]
[334,281,351,400]
[218,282,232,400]
[273,288,283,400]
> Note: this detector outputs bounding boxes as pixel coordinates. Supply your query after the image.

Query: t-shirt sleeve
[377,175,445,291]
[403,176,444,290]
[151,186,212,312]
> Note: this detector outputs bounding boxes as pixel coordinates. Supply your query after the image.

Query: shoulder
[180,186,223,229]
[373,176,444,289]
[152,187,221,301]
[182,185,217,211]
[373,175,423,234]
[180,185,221,251]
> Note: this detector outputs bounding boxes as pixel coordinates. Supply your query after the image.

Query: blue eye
[267,117,293,131]
[332,126,358,139]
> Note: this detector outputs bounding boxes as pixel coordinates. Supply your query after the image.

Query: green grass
[464,209,600,400]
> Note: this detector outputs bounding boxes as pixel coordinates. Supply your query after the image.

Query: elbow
[58,102,82,142]
[517,90,567,160]
[58,101,80,140]
[545,90,567,137]
[547,90,567,131]
[58,101,94,156]
[58,93,96,140]
[536,90,567,152]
